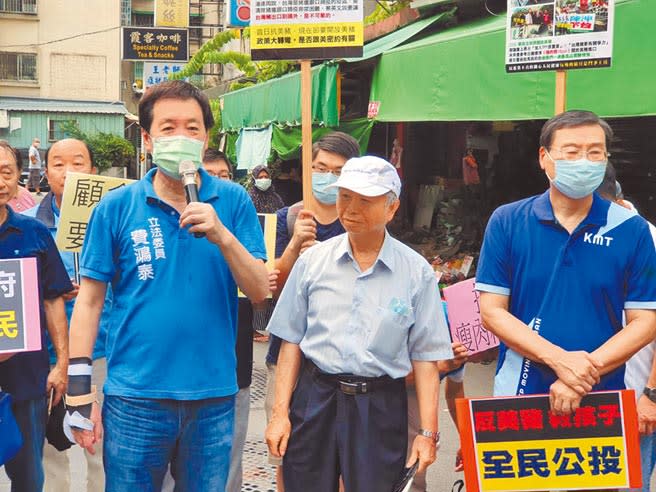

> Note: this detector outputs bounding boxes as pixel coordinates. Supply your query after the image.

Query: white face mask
[254,178,272,191]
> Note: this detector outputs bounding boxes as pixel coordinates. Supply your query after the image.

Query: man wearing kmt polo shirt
[477,110,656,416]
[65,81,270,492]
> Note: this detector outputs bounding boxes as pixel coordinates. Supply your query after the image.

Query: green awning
[342,10,454,62]
[369,0,655,121]
[220,63,339,131]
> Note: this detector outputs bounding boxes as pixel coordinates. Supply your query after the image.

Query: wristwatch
[418,428,440,444]
[643,387,656,403]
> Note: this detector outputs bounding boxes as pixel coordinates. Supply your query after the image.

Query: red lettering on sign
[475,411,496,432]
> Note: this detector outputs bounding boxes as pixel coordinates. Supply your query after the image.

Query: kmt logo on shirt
[583,232,613,247]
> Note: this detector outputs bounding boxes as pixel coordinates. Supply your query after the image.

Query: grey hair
[540,110,613,149]
[385,191,398,205]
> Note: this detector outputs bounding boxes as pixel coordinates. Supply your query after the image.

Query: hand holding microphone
[179,160,205,238]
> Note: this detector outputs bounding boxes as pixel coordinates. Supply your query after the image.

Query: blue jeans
[102,395,235,492]
[4,397,47,492]
[637,433,656,491]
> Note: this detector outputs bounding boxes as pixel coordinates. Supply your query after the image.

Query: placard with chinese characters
[0,258,41,354]
[56,173,135,253]
[143,62,186,89]
[122,27,189,62]
[456,391,641,491]
[250,0,364,60]
[505,0,614,72]
[443,278,500,355]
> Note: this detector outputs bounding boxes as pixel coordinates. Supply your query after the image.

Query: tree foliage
[169,29,296,93]
[365,0,411,25]
[60,122,135,173]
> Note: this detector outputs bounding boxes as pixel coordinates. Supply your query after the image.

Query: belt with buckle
[338,380,369,395]
[305,360,401,395]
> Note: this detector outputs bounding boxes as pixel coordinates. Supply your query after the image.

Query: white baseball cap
[327,155,401,198]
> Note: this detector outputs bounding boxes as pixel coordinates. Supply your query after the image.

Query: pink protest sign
[0,258,42,354]
[443,278,499,355]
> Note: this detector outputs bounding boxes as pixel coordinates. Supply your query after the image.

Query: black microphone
[179,160,205,238]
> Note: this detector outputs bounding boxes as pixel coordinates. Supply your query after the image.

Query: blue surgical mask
[546,153,607,199]
[151,135,204,179]
[312,172,338,205]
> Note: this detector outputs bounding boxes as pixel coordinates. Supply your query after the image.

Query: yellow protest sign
[456,391,642,491]
[155,0,189,27]
[55,173,135,253]
[238,213,277,298]
[250,0,364,60]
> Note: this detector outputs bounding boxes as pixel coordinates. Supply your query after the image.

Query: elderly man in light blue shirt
[265,155,453,492]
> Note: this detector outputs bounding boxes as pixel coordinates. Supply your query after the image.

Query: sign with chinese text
[456,391,641,491]
[367,101,380,119]
[227,0,251,27]
[0,258,41,355]
[505,0,614,72]
[56,173,135,253]
[443,278,499,355]
[155,0,190,27]
[250,0,364,60]
[238,213,277,298]
[122,27,189,62]
[143,62,186,89]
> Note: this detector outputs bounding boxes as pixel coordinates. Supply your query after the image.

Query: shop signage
[122,27,189,62]
[227,0,251,27]
[250,0,364,60]
[143,62,186,88]
[0,258,41,355]
[456,391,642,491]
[367,101,380,119]
[155,0,189,27]
[505,0,614,72]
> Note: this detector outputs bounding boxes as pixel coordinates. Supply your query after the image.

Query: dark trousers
[283,365,407,492]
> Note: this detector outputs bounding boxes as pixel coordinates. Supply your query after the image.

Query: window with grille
[0,0,37,14]
[189,15,205,42]
[131,13,154,26]
[120,0,131,26]
[0,52,37,82]
[48,119,77,142]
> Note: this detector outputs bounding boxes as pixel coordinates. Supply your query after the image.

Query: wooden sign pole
[300,60,315,211]
[554,69,567,115]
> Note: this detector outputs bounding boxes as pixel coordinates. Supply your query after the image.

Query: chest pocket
[366,305,414,362]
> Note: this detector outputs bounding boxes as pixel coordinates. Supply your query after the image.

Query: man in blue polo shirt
[24,138,112,492]
[477,110,656,415]
[0,141,72,492]
[66,80,269,492]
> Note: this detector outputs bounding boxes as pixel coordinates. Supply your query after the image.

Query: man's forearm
[481,303,564,367]
[592,310,656,376]
[412,360,440,432]
[44,296,69,365]
[216,231,269,303]
[273,239,302,297]
[272,341,303,416]
[69,278,106,358]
